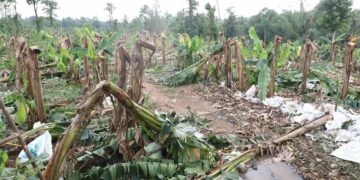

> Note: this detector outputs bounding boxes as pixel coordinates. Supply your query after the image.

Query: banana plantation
[1,0,360,179]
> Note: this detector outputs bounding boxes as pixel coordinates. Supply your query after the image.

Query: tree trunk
[99,56,108,81]
[27,46,47,123]
[331,43,337,66]
[268,36,282,97]
[299,42,316,94]
[340,42,356,99]
[50,13,53,27]
[234,41,245,91]
[153,34,157,51]
[331,32,337,66]
[82,36,91,88]
[112,46,130,132]
[161,33,166,65]
[15,39,26,92]
[33,3,40,32]
[224,41,232,88]
[240,36,248,48]
[216,54,222,81]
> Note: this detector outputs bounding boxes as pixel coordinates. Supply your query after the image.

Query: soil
[142,76,360,180]
[143,77,238,135]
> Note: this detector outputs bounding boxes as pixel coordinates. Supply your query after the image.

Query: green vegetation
[1,0,360,179]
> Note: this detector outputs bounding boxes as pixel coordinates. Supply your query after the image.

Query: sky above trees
[16,0,359,21]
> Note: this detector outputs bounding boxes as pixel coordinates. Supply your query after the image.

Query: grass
[43,77,82,103]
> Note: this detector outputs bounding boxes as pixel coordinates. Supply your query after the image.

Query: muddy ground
[144,73,360,180]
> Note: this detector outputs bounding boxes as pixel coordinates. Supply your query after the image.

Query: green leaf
[249,26,260,42]
[159,123,172,143]
[0,149,8,174]
[144,142,162,154]
[205,135,230,149]
[257,59,271,101]
[70,47,88,59]
[56,57,66,72]
[138,162,149,178]
[60,48,72,60]
[15,98,28,125]
[148,163,156,178]
[99,31,122,51]
[87,40,97,60]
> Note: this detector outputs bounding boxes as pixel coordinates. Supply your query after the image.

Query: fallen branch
[273,114,332,143]
[39,62,57,70]
[0,123,54,147]
[209,113,332,179]
[0,133,19,147]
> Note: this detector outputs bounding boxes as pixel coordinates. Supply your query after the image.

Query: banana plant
[177,35,205,69]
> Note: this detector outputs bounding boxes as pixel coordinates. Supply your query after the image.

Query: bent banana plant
[44,81,161,180]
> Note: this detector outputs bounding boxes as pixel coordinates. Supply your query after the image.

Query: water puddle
[241,159,302,180]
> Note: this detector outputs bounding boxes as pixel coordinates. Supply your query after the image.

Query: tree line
[0,0,359,43]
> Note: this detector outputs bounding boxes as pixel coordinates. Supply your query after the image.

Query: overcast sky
[16,0,360,21]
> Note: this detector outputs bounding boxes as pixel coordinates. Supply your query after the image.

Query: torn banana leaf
[159,59,207,87]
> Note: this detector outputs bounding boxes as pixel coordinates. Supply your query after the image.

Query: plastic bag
[18,122,53,163]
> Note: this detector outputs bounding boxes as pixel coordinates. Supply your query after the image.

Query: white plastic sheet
[291,103,324,124]
[263,96,285,108]
[331,141,360,164]
[280,101,300,114]
[234,91,243,100]
[18,122,53,163]
[245,85,257,99]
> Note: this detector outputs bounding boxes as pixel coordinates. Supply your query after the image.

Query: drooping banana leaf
[159,59,207,87]
[77,157,209,179]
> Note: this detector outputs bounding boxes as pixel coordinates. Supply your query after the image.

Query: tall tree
[0,0,12,18]
[0,0,21,34]
[41,0,58,27]
[137,4,162,33]
[205,3,218,40]
[26,0,41,31]
[315,0,353,35]
[224,8,238,38]
[185,0,198,36]
[350,9,360,35]
[249,8,286,43]
[104,2,115,31]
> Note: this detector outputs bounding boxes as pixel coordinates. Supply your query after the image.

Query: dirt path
[143,78,237,134]
[143,80,214,115]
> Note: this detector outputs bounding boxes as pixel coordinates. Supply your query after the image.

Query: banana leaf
[159,59,207,87]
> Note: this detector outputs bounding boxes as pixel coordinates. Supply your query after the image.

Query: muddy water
[241,159,302,180]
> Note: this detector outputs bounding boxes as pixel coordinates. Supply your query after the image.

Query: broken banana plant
[44,81,212,180]
[130,39,156,103]
[160,48,223,87]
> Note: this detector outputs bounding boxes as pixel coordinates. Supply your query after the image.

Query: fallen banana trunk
[209,114,333,179]
[0,76,9,83]
[44,81,160,179]
[310,68,360,93]
[159,58,208,87]
[44,81,211,180]
[0,123,55,147]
